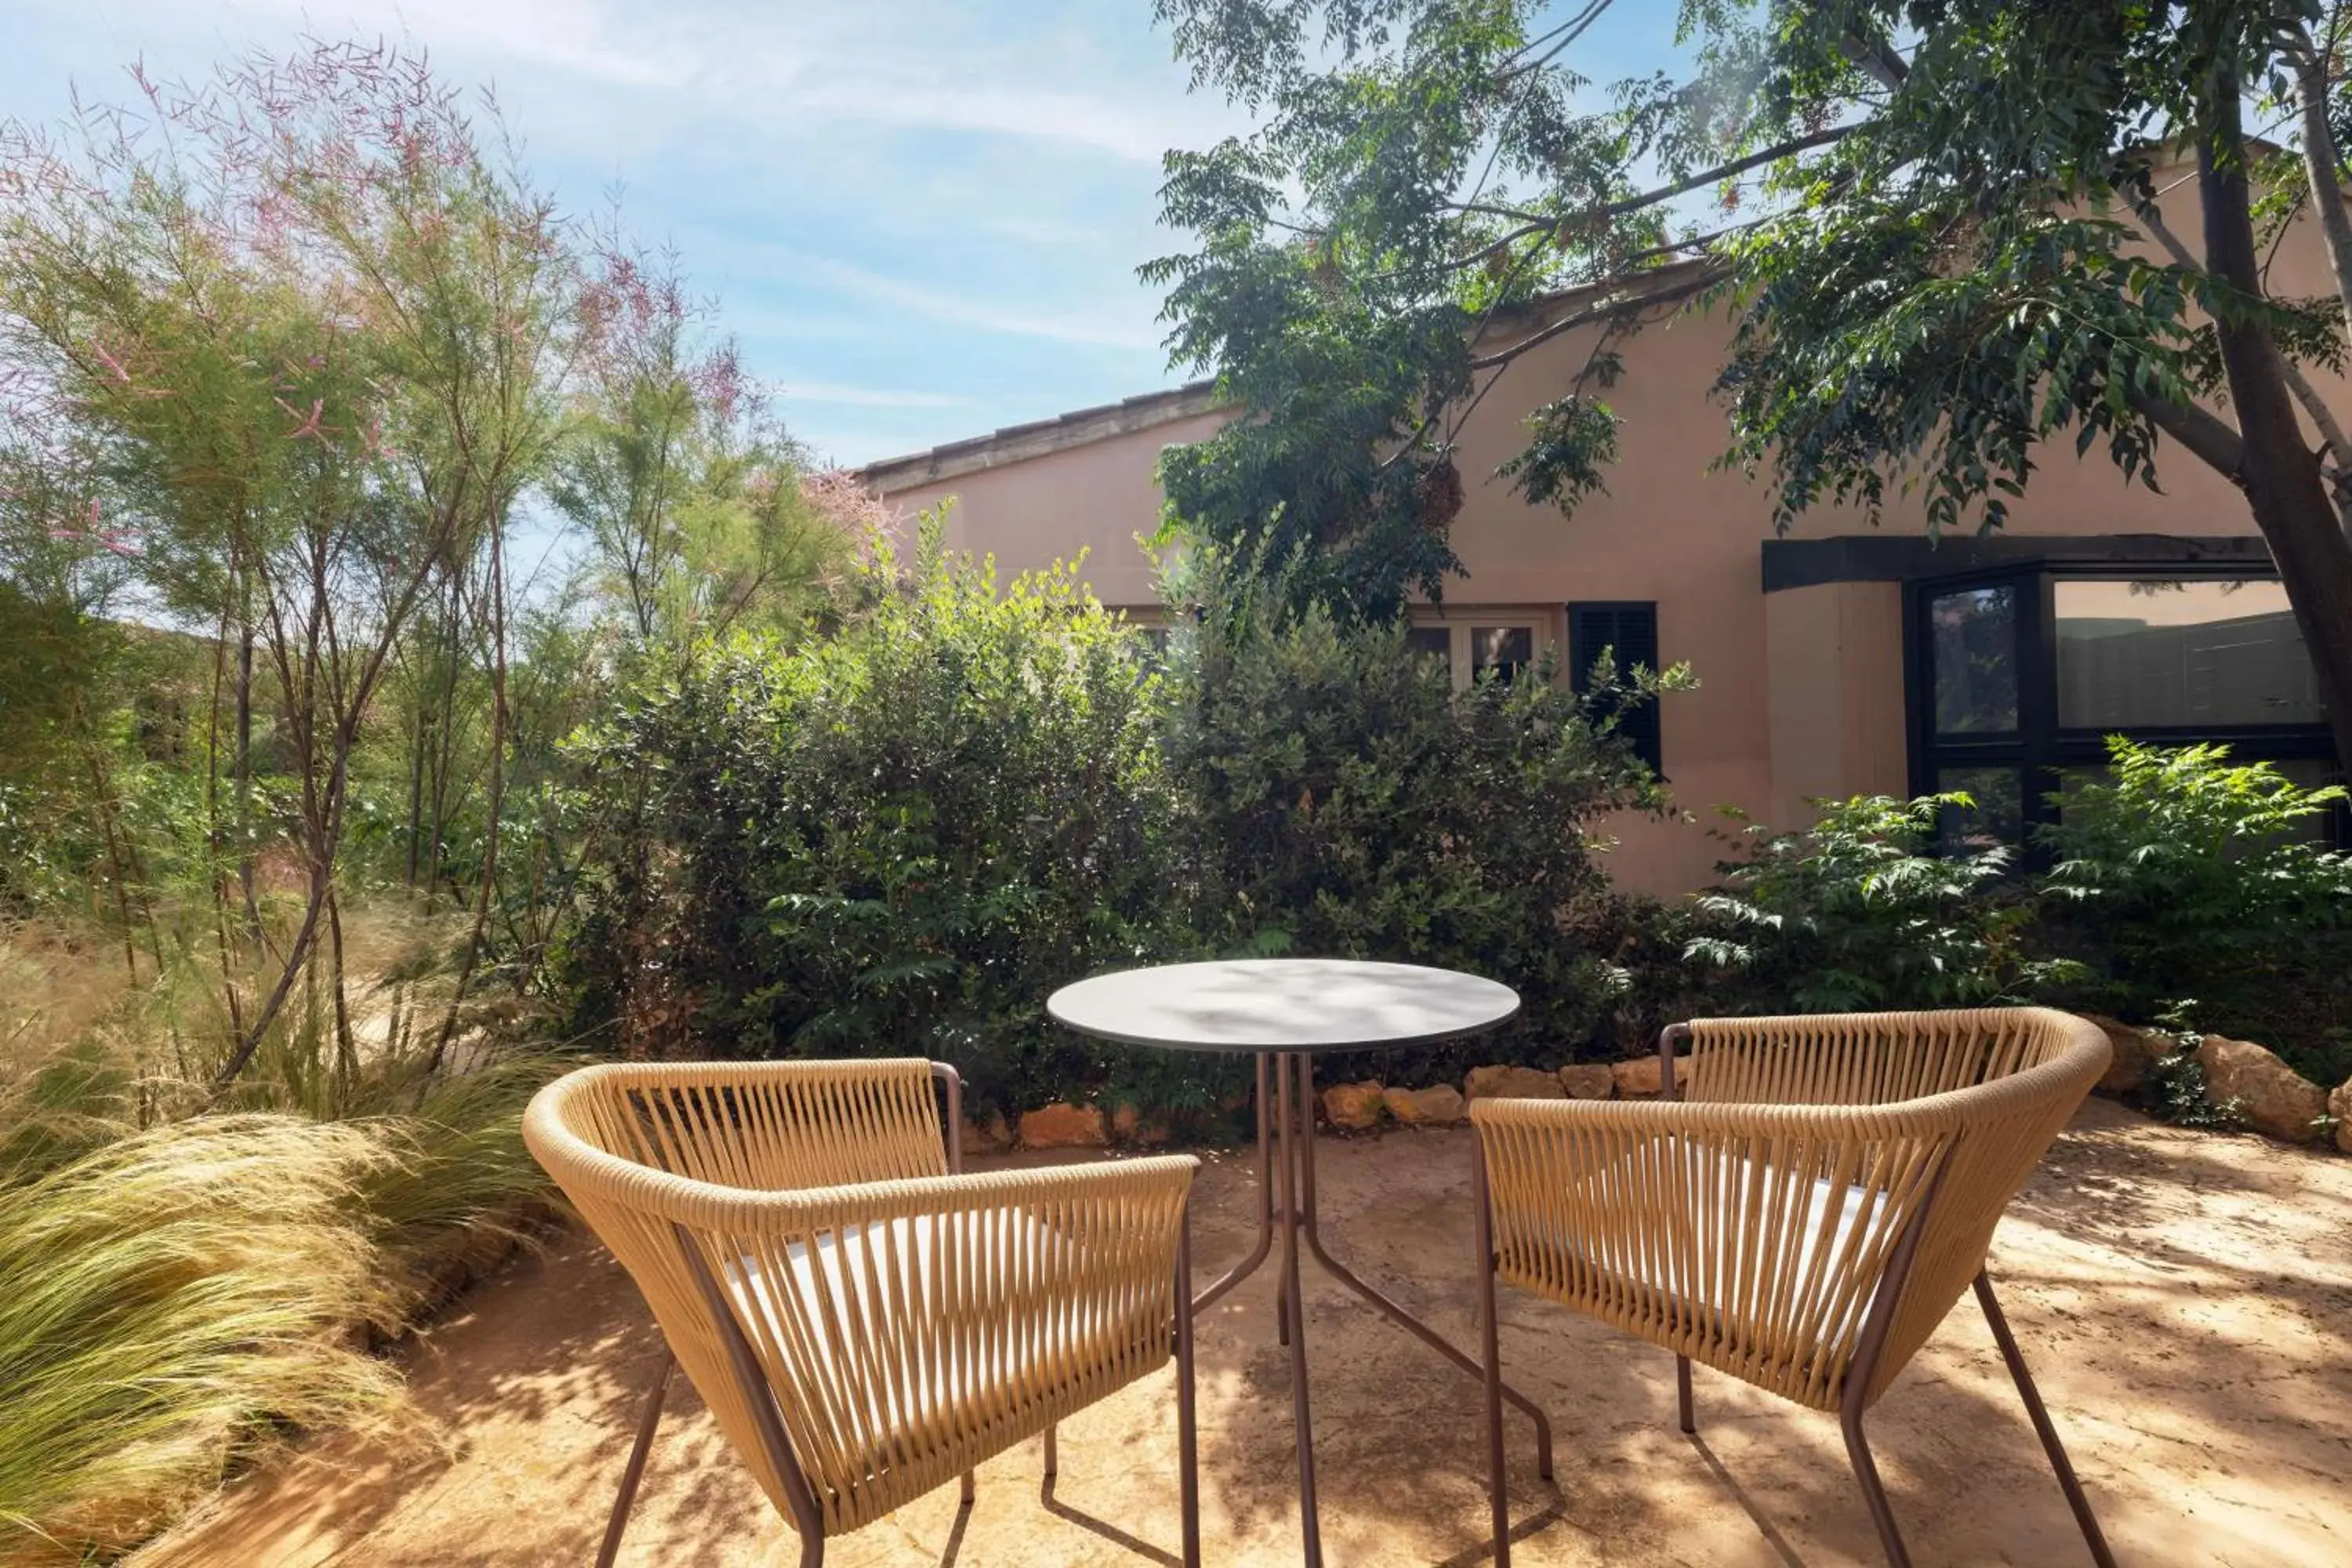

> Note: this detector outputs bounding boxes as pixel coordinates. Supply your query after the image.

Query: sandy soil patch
[135,1099,2350,1566]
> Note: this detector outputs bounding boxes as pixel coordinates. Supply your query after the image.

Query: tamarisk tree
[1149,0,2352,768]
[0,43,576,1083]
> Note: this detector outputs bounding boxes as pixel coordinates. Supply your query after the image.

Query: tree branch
[1466,266,1718,371]
[2137,179,2352,528]
[2133,388,2247,480]
[2291,27,2352,352]
[1443,125,1858,235]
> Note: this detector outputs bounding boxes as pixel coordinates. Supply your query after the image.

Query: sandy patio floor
[136,1099,2350,1567]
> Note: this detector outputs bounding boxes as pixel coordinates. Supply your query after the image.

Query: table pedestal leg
[1214,1052,1555,1564]
[1287,1051,1555,1482]
[1190,1053,1276,1318]
[1275,1048,1322,1564]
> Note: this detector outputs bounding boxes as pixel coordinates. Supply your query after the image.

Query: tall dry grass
[0,1117,408,1565]
[0,906,561,1563]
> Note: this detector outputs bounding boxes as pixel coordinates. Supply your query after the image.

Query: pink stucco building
[862,185,2341,895]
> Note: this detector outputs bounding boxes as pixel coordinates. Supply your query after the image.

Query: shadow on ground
[133,1098,2352,1567]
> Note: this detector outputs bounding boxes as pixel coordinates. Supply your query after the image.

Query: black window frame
[1904,561,2342,851]
[1569,601,1664,776]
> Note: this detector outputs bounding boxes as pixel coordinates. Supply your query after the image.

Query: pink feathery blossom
[274,395,329,441]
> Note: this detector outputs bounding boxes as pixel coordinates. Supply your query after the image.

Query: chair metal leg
[1176,1200,1202,1568]
[1473,1138,1512,1568]
[1974,1272,2118,1567]
[597,1352,673,1568]
[1675,1354,1694,1435]
[1840,1406,1914,1568]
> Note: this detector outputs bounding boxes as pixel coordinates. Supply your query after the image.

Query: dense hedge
[559,531,1671,1112]
[1162,568,1671,1083]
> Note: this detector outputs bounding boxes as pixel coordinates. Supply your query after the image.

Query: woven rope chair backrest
[557,1057,949,1190]
[1475,1007,2108,1413]
[1682,1007,2065,1109]
[527,1060,1193,1538]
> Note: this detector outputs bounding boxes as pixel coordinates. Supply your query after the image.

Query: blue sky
[3,1,1680,468]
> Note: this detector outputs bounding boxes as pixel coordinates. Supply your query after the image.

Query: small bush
[1160,560,1673,1081]
[1686,793,2073,1013]
[2040,739,2352,1084]
[561,518,1190,1113]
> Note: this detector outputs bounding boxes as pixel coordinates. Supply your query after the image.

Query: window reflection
[2055,579,2323,728]
[1930,586,2017,734]
[1472,626,1533,685]
[1406,626,1452,681]
[1934,766,2023,853]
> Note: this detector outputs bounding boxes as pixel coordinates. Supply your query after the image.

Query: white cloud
[780,249,1166,350]
[774,381,971,409]
[8,0,1236,454]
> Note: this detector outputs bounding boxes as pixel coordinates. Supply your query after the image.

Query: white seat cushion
[722,1208,1147,1436]
[1513,1149,1883,1347]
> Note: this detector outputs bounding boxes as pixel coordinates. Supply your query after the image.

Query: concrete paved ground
[137,1100,2351,1566]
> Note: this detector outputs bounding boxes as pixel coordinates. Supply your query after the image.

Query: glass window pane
[1472,626,1533,684]
[1934,766,2022,853]
[1929,586,2018,735]
[2054,578,2323,728]
[1406,626,1452,680]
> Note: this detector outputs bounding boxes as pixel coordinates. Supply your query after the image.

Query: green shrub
[1686,793,2072,1013]
[561,534,1679,1105]
[1163,563,1675,1081]
[561,519,1192,1113]
[2039,739,2352,1083]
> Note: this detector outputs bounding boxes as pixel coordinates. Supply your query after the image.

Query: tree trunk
[2198,103,2352,772]
[236,622,261,945]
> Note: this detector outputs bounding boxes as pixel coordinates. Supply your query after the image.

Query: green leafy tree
[551,241,851,655]
[1150,1,2352,769]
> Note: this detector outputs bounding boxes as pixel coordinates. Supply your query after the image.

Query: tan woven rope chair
[524,1058,1201,1568]
[1470,1007,2117,1568]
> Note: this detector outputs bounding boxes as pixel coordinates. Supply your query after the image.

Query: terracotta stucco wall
[871,180,2341,895]
[882,410,1229,610]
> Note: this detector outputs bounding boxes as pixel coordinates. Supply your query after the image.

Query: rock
[1611,1053,1690,1098]
[960,1113,1013,1154]
[1321,1080,1386,1130]
[2331,1077,2352,1156]
[1558,1064,1616,1100]
[1109,1103,1172,1145]
[1018,1102,1107,1149]
[2085,1014,2165,1094]
[2194,1036,2328,1144]
[1385,1084,1465,1125]
[1464,1065,1565,1102]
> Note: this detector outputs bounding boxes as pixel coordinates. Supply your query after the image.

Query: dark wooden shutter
[1568,602,1664,775]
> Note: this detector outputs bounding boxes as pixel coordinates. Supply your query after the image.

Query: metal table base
[1192,1052,1555,1566]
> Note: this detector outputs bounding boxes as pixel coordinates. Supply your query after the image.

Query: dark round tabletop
[1047,958,1520,1054]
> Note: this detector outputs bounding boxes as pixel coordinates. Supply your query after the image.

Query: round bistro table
[1046,959,1555,1566]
